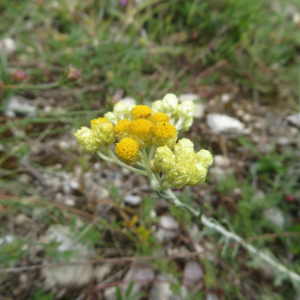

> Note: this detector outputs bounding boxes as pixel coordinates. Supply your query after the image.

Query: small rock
[15,214,28,225]
[194,103,205,119]
[94,264,112,281]
[286,113,300,127]
[206,294,220,300]
[65,198,75,206]
[263,207,285,230]
[156,215,179,242]
[209,167,226,181]
[32,208,47,222]
[276,137,290,146]
[19,273,28,285]
[243,127,252,135]
[124,194,142,205]
[243,113,252,122]
[70,180,80,190]
[104,286,116,300]
[0,38,16,55]
[206,114,244,134]
[0,235,14,245]
[221,93,231,103]
[122,266,155,296]
[213,155,230,168]
[5,96,36,118]
[120,97,136,108]
[41,225,96,288]
[178,93,200,102]
[149,274,188,300]
[182,261,204,287]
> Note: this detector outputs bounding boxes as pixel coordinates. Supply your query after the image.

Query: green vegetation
[0,0,300,299]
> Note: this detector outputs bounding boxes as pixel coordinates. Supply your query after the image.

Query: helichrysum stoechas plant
[74,93,212,193]
[74,93,300,287]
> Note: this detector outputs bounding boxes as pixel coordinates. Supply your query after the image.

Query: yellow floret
[130,119,153,148]
[153,122,178,149]
[131,105,152,121]
[114,119,133,141]
[154,122,177,138]
[115,137,141,165]
[150,112,171,125]
[91,117,108,125]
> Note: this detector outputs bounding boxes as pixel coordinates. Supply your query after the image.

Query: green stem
[157,188,300,285]
[4,79,66,91]
[147,145,155,164]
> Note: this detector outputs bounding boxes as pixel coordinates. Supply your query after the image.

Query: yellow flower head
[150,112,171,125]
[165,161,190,189]
[74,127,101,153]
[188,163,208,186]
[91,118,115,145]
[154,146,176,173]
[195,149,213,168]
[114,119,133,141]
[115,137,141,165]
[130,119,153,148]
[131,105,152,121]
[153,122,178,149]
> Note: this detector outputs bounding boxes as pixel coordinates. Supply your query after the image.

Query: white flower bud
[113,102,129,120]
[162,93,178,116]
[152,100,163,113]
[178,100,195,118]
[104,112,119,125]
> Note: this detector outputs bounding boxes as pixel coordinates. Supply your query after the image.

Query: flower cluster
[151,139,213,189]
[74,93,213,190]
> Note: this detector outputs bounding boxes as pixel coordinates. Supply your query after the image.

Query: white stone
[182,262,204,287]
[263,208,285,230]
[149,274,188,300]
[122,266,155,296]
[209,167,226,181]
[286,113,300,127]
[221,94,230,103]
[124,194,142,205]
[276,137,290,146]
[5,96,36,117]
[206,114,244,134]
[156,215,180,242]
[160,215,179,230]
[213,155,230,168]
[70,180,80,190]
[0,235,14,245]
[206,294,220,300]
[15,214,28,225]
[178,93,200,102]
[194,103,205,119]
[41,225,97,288]
[243,113,252,122]
[94,264,112,281]
[104,286,116,300]
[120,97,136,108]
[65,198,75,206]
[0,38,16,55]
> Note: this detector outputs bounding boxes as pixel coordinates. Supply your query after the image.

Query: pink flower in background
[12,70,27,82]
[121,0,127,6]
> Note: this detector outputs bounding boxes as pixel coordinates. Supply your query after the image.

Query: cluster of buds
[150,139,213,189]
[74,93,213,191]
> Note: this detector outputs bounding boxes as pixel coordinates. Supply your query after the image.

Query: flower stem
[158,188,300,284]
[98,147,147,176]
